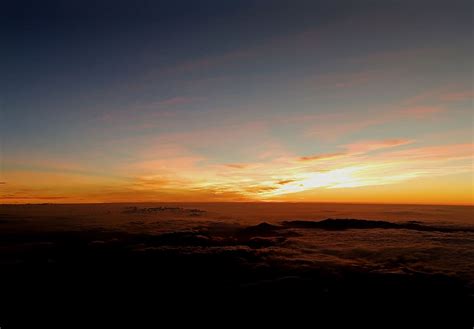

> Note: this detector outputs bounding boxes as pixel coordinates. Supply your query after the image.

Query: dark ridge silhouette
[281,218,474,233]
[234,222,282,237]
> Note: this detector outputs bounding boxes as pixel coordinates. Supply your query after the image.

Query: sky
[1,0,473,204]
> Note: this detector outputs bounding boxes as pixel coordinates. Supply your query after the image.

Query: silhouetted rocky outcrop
[281,218,474,232]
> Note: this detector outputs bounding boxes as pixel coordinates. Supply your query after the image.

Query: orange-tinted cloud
[299,139,412,162]
[403,87,473,105]
[308,117,384,140]
[3,139,472,204]
[299,152,346,162]
[307,105,445,140]
[397,106,445,119]
[377,143,474,161]
[0,195,69,200]
[439,91,474,102]
[225,163,252,169]
[344,139,413,153]
[276,179,296,185]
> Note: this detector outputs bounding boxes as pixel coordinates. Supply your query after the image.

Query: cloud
[3,161,127,182]
[148,121,269,148]
[299,139,412,162]
[276,179,296,185]
[377,143,474,161]
[132,176,187,189]
[397,106,445,119]
[0,195,69,200]
[307,117,384,141]
[438,91,473,102]
[343,139,413,153]
[299,152,346,162]
[133,156,206,172]
[3,139,472,203]
[225,163,251,169]
[404,88,473,105]
[307,105,445,140]
[8,138,469,203]
[244,185,278,194]
[263,140,473,197]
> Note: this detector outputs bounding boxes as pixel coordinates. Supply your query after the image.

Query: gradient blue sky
[1,0,473,203]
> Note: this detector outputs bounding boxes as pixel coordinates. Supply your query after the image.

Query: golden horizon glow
[2,139,473,205]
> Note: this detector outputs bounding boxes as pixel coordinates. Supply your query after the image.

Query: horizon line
[1,201,473,207]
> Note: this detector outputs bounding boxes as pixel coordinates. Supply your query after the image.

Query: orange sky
[2,139,473,205]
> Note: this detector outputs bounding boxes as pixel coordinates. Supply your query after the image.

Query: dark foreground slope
[0,216,473,328]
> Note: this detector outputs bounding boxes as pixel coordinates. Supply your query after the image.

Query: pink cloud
[224,163,252,169]
[276,179,297,185]
[439,91,474,102]
[403,87,472,105]
[135,143,191,159]
[133,156,205,172]
[151,121,269,148]
[299,139,412,162]
[307,104,445,140]
[397,106,445,119]
[379,143,474,161]
[308,117,385,141]
[0,195,69,200]
[299,152,346,162]
[344,139,413,153]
